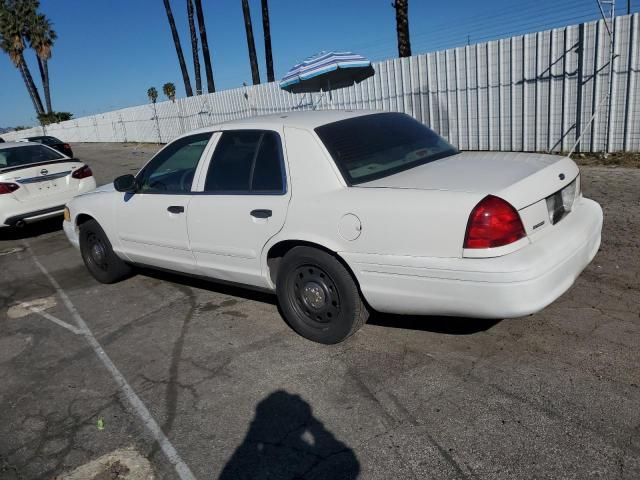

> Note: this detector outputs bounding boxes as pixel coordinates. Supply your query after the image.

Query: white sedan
[63,111,603,344]
[1,142,96,228]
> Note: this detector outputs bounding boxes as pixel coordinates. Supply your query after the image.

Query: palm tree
[392,0,411,57]
[241,0,260,85]
[27,13,55,113]
[162,0,193,97]
[0,0,45,115]
[147,86,158,103]
[193,0,214,93]
[186,0,201,95]
[261,0,274,82]
[163,82,176,101]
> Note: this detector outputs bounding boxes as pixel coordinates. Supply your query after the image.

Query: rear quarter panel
[266,126,484,266]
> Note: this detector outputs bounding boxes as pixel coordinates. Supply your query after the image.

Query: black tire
[79,219,133,284]
[276,246,369,344]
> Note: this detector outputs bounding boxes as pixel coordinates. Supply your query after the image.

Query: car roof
[187,109,384,135]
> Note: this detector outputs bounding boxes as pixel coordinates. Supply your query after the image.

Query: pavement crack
[148,284,196,460]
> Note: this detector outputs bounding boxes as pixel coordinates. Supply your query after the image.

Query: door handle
[250,209,272,219]
[167,205,185,214]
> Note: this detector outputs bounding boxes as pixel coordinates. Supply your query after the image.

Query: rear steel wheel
[277,246,369,344]
[289,264,341,328]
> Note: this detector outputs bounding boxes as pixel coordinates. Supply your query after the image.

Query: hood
[77,181,115,196]
[357,151,562,194]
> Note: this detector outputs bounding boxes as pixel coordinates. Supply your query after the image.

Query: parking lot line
[28,306,86,335]
[26,242,197,480]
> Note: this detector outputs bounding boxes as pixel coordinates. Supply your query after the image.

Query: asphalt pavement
[1,143,638,479]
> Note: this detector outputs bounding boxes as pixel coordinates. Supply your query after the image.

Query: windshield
[315,112,458,185]
[0,144,64,170]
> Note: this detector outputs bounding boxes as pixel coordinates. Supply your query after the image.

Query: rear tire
[276,246,369,344]
[79,219,133,284]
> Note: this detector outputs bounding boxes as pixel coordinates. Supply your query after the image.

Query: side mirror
[114,174,138,193]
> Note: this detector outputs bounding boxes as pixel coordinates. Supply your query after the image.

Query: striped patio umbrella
[279,51,375,94]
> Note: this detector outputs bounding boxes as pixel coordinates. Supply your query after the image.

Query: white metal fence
[3,14,639,152]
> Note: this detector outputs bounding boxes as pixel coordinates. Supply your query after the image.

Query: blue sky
[1,0,637,127]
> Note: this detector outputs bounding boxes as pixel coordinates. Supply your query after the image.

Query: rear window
[315,112,458,185]
[0,145,63,170]
[27,136,62,145]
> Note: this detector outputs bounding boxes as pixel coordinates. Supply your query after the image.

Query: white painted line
[26,245,197,480]
[7,296,84,335]
[30,307,86,336]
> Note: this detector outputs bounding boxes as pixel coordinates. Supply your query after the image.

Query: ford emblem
[40,168,49,175]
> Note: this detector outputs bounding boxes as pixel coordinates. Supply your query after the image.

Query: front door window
[137,133,212,193]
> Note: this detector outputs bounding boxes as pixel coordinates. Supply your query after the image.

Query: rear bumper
[0,178,96,228]
[3,204,66,226]
[342,197,603,318]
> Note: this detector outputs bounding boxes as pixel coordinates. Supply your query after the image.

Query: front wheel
[276,246,369,344]
[79,219,133,284]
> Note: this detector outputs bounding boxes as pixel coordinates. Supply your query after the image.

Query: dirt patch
[570,151,640,168]
[6,296,57,319]
[54,448,153,480]
[92,460,130,480]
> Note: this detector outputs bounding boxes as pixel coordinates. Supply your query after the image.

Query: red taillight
[0,182,20,195]
[72,165,92,179]
[464,195,526,249]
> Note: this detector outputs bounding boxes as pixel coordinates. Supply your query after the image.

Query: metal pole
[118,112,126,143]
[603,0,616,155]
[152,103,161,143]
[567,94,610,157]
[569,1,616,157]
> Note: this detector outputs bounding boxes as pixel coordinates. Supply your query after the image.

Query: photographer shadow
[218,390,360,480]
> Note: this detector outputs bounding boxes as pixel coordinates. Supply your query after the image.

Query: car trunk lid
[357,151,580,243]
[0,160,84,201]
[358,152,575,200]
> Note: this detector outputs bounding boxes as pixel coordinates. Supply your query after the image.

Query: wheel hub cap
[91,243,105,264]
[302,281,326,309]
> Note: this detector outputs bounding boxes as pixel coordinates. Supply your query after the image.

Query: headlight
[63,207,71,222]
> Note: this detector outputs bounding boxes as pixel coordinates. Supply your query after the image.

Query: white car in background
[0,142,96,228]
[63,111,603,344]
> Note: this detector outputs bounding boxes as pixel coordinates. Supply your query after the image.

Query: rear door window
[204,130,285,194]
